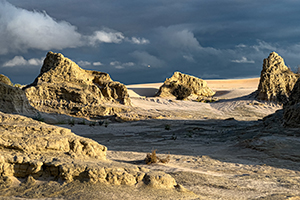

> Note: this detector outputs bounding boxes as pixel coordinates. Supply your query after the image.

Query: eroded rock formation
[256,52,299,103]
[156,72,215,100]
[282,78,300,127]
[0,111,179,190]
[0,74,12,86]
[25,51,131,118]
[0,111,107,159]
[0,82,37,116]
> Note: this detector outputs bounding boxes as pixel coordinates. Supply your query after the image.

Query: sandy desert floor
[58,78,299,199]
[3,78,300,200]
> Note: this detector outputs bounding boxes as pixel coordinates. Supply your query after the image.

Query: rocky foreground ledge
[0,111,182,192]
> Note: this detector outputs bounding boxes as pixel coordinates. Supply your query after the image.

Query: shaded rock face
[25,52,131,118]
[0,112,178,190]
[156,72,215,100]
[256,52,299,103]
[283,78,300,127]
[0,82,37,116]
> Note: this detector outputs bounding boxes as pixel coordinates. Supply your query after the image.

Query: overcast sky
[1,0,300,84]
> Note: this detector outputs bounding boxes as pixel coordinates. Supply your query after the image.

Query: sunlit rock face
[156,71,215,100]
[256,52,299,104]
[25,51,131,118]
[0,74,13,86]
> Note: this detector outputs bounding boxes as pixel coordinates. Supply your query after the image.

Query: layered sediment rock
[256,52,299,103]
[156,72,215,100]
[25,52,131,118]
[0,112,179,189]
[0,82,37,116]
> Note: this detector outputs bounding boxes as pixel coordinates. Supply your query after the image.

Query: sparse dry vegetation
[145,150,170,164]
[2,51,300,199]
[68,119,75,126]
[196,97,218,103]
[32,112,44,122]
[165,124,171,130]
[13,83,22,88]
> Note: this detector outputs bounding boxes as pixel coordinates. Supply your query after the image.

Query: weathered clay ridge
[24,51,131,118]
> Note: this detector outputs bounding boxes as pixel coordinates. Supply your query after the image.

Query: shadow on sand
[74,118,300,172]
[127,87,158,97]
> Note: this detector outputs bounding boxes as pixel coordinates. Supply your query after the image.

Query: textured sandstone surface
[25,52,131,119]
[0,74,13,86]
[0,112,179,192]
[1,72,300,198]
[155,72,215,100]
[0,111,107,160]
[256,52,299,103]
[0,82,37,116]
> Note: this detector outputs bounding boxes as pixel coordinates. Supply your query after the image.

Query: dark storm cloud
[2,0,300,84]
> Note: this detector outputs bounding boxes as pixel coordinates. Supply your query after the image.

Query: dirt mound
[256,52,299,103]
[24,52,131,119]
[155,72,215,100]
[0,82,37,116]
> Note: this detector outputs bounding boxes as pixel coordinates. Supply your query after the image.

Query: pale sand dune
[206,77,260,89]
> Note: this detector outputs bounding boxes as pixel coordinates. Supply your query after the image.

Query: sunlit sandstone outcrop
[25,51,131,118]
[256,52,299,103]
[156,72,215,100]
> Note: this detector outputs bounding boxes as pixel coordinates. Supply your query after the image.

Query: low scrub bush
[145,150,170,164]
